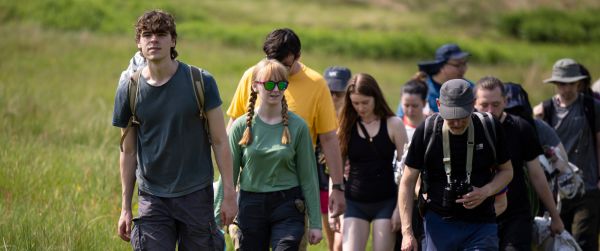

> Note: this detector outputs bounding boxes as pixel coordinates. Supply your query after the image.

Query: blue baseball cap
[324,66,352,92]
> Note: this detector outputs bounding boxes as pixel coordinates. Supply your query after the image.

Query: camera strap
[442,117,475,184]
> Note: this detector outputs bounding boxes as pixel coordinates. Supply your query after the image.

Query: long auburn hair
[338,73,395,157]
[238,59,291,146]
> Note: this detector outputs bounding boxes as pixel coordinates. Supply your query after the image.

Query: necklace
[361,118,378,124]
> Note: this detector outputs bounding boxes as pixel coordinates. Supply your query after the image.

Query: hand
[400,232,418,251]
[391,208,401,232]
[549,215,565,236]
[220,188,238,226]
[596,180,600,190]
[543,146,558,162]
[329,190,346,217]
[456,186,489,209]
[329,216,341,233]
[118,209,133,242]
[308,229,323,245]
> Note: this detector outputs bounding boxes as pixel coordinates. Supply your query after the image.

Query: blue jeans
[424,211,498,251]
[237,187,305,251]
[131,186,224,251]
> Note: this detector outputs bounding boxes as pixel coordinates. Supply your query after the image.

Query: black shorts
[132,187,224,250]
[344,197,396,222]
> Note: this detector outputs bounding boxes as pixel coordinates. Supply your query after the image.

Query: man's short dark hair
[476,76,506,97]
[135,10,178,59]
[263,28,301,62]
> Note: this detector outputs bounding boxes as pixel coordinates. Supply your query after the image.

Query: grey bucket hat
[438,79,474,119]
[544,58,588,84]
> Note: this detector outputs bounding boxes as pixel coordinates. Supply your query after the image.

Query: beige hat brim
[543,75,588,84]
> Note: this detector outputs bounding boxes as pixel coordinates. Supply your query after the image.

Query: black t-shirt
[405,113,510,223]
[498,114,543,219]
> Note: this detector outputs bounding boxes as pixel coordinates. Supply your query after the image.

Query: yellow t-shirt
[227,62,338,144]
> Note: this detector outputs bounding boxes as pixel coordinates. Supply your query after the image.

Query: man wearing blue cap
[397,44,473,117]
[319,66,352,251]
[398,79,513,251]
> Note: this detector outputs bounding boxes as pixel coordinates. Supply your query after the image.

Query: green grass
[1,1,600,250]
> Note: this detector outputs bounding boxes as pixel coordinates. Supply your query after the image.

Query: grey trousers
[131,186,225,251]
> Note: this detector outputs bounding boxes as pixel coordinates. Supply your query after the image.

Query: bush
[5,0,595,65]
[498,8,600,44]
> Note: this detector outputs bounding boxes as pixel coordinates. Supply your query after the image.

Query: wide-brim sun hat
[417,43,470,75]
[543,58,588,84]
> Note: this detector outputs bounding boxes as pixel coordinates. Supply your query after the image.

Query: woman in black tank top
[337,73,409,251]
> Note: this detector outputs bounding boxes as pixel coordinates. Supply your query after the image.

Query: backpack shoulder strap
[189,65,206,118]
[421,113,441,194]
[474,112,496,162]
[423,113,441,160]
[189,65,212,144]
[542,98,554,126]
[128,71,142,118]
[120,71,142,152]
[582,94,597,149]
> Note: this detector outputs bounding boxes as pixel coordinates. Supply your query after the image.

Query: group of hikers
[112,10,600,251]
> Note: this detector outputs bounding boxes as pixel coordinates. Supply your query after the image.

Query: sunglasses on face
[255,81,289,91]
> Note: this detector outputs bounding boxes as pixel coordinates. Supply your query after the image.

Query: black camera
[442,179,473,208]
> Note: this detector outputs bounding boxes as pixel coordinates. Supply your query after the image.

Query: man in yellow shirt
[227,28,346,218]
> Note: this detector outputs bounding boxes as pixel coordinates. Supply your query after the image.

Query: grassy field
[1,1,600,250]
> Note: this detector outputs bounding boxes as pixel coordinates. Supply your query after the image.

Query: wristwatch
[332,183,345,192]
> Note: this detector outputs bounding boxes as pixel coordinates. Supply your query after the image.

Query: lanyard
[442,117,475,184]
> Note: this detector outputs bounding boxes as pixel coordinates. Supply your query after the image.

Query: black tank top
[346,118,397,202]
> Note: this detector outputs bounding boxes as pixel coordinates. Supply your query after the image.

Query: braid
[239,89,258,146]
[281,95,290,144]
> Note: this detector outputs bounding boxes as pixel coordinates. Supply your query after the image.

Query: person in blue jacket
[397,43,473,117]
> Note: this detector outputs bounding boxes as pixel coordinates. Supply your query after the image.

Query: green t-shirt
[229,111,321,229]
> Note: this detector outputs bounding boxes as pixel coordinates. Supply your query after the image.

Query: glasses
[255,81,289,91]
[446,61,468,68]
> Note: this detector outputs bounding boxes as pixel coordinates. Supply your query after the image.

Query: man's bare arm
[319,130,346,217]
[207,106,237,226]
[398,166,420,251]
[456,159,513,209]
[118,128,137,241]
[527,158,564,234]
